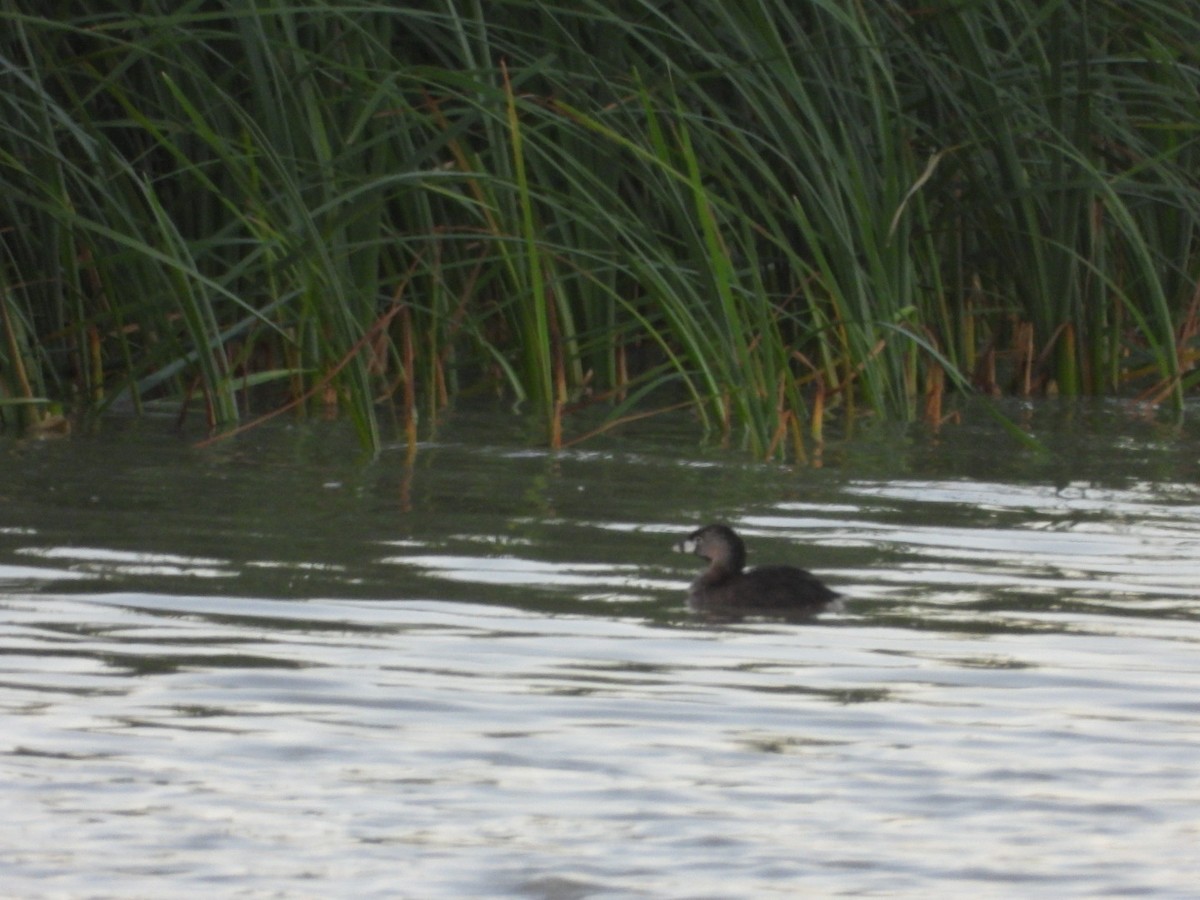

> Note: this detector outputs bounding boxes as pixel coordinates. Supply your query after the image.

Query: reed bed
[2,1,1199,456]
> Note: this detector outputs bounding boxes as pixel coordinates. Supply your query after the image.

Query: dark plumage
[674,523,837,616]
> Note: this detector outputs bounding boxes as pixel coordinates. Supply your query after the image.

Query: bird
[674,523,837,616]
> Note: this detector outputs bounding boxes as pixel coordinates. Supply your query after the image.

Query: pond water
[2,401,1199,897]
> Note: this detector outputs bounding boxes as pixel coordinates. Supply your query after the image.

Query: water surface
[2,402,1198,897]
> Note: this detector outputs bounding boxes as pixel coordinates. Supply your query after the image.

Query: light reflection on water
[2,408,1200,897]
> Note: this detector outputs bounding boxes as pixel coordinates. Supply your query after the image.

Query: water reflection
[17,546,236,579]
[1,405,1199,895]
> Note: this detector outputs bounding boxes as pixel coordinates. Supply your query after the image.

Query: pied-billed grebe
[674,523,837,615]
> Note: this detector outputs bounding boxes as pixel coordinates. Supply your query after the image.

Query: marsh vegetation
[3,1,1199,456]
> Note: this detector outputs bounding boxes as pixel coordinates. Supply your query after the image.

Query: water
[2,402,1199,897]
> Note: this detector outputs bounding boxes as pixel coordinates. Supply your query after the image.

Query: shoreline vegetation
[2,2,1199,458]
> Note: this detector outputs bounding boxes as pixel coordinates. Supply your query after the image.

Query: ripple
[3,411,1200,896]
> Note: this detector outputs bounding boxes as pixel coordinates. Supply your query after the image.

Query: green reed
[2,1,1198,454]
